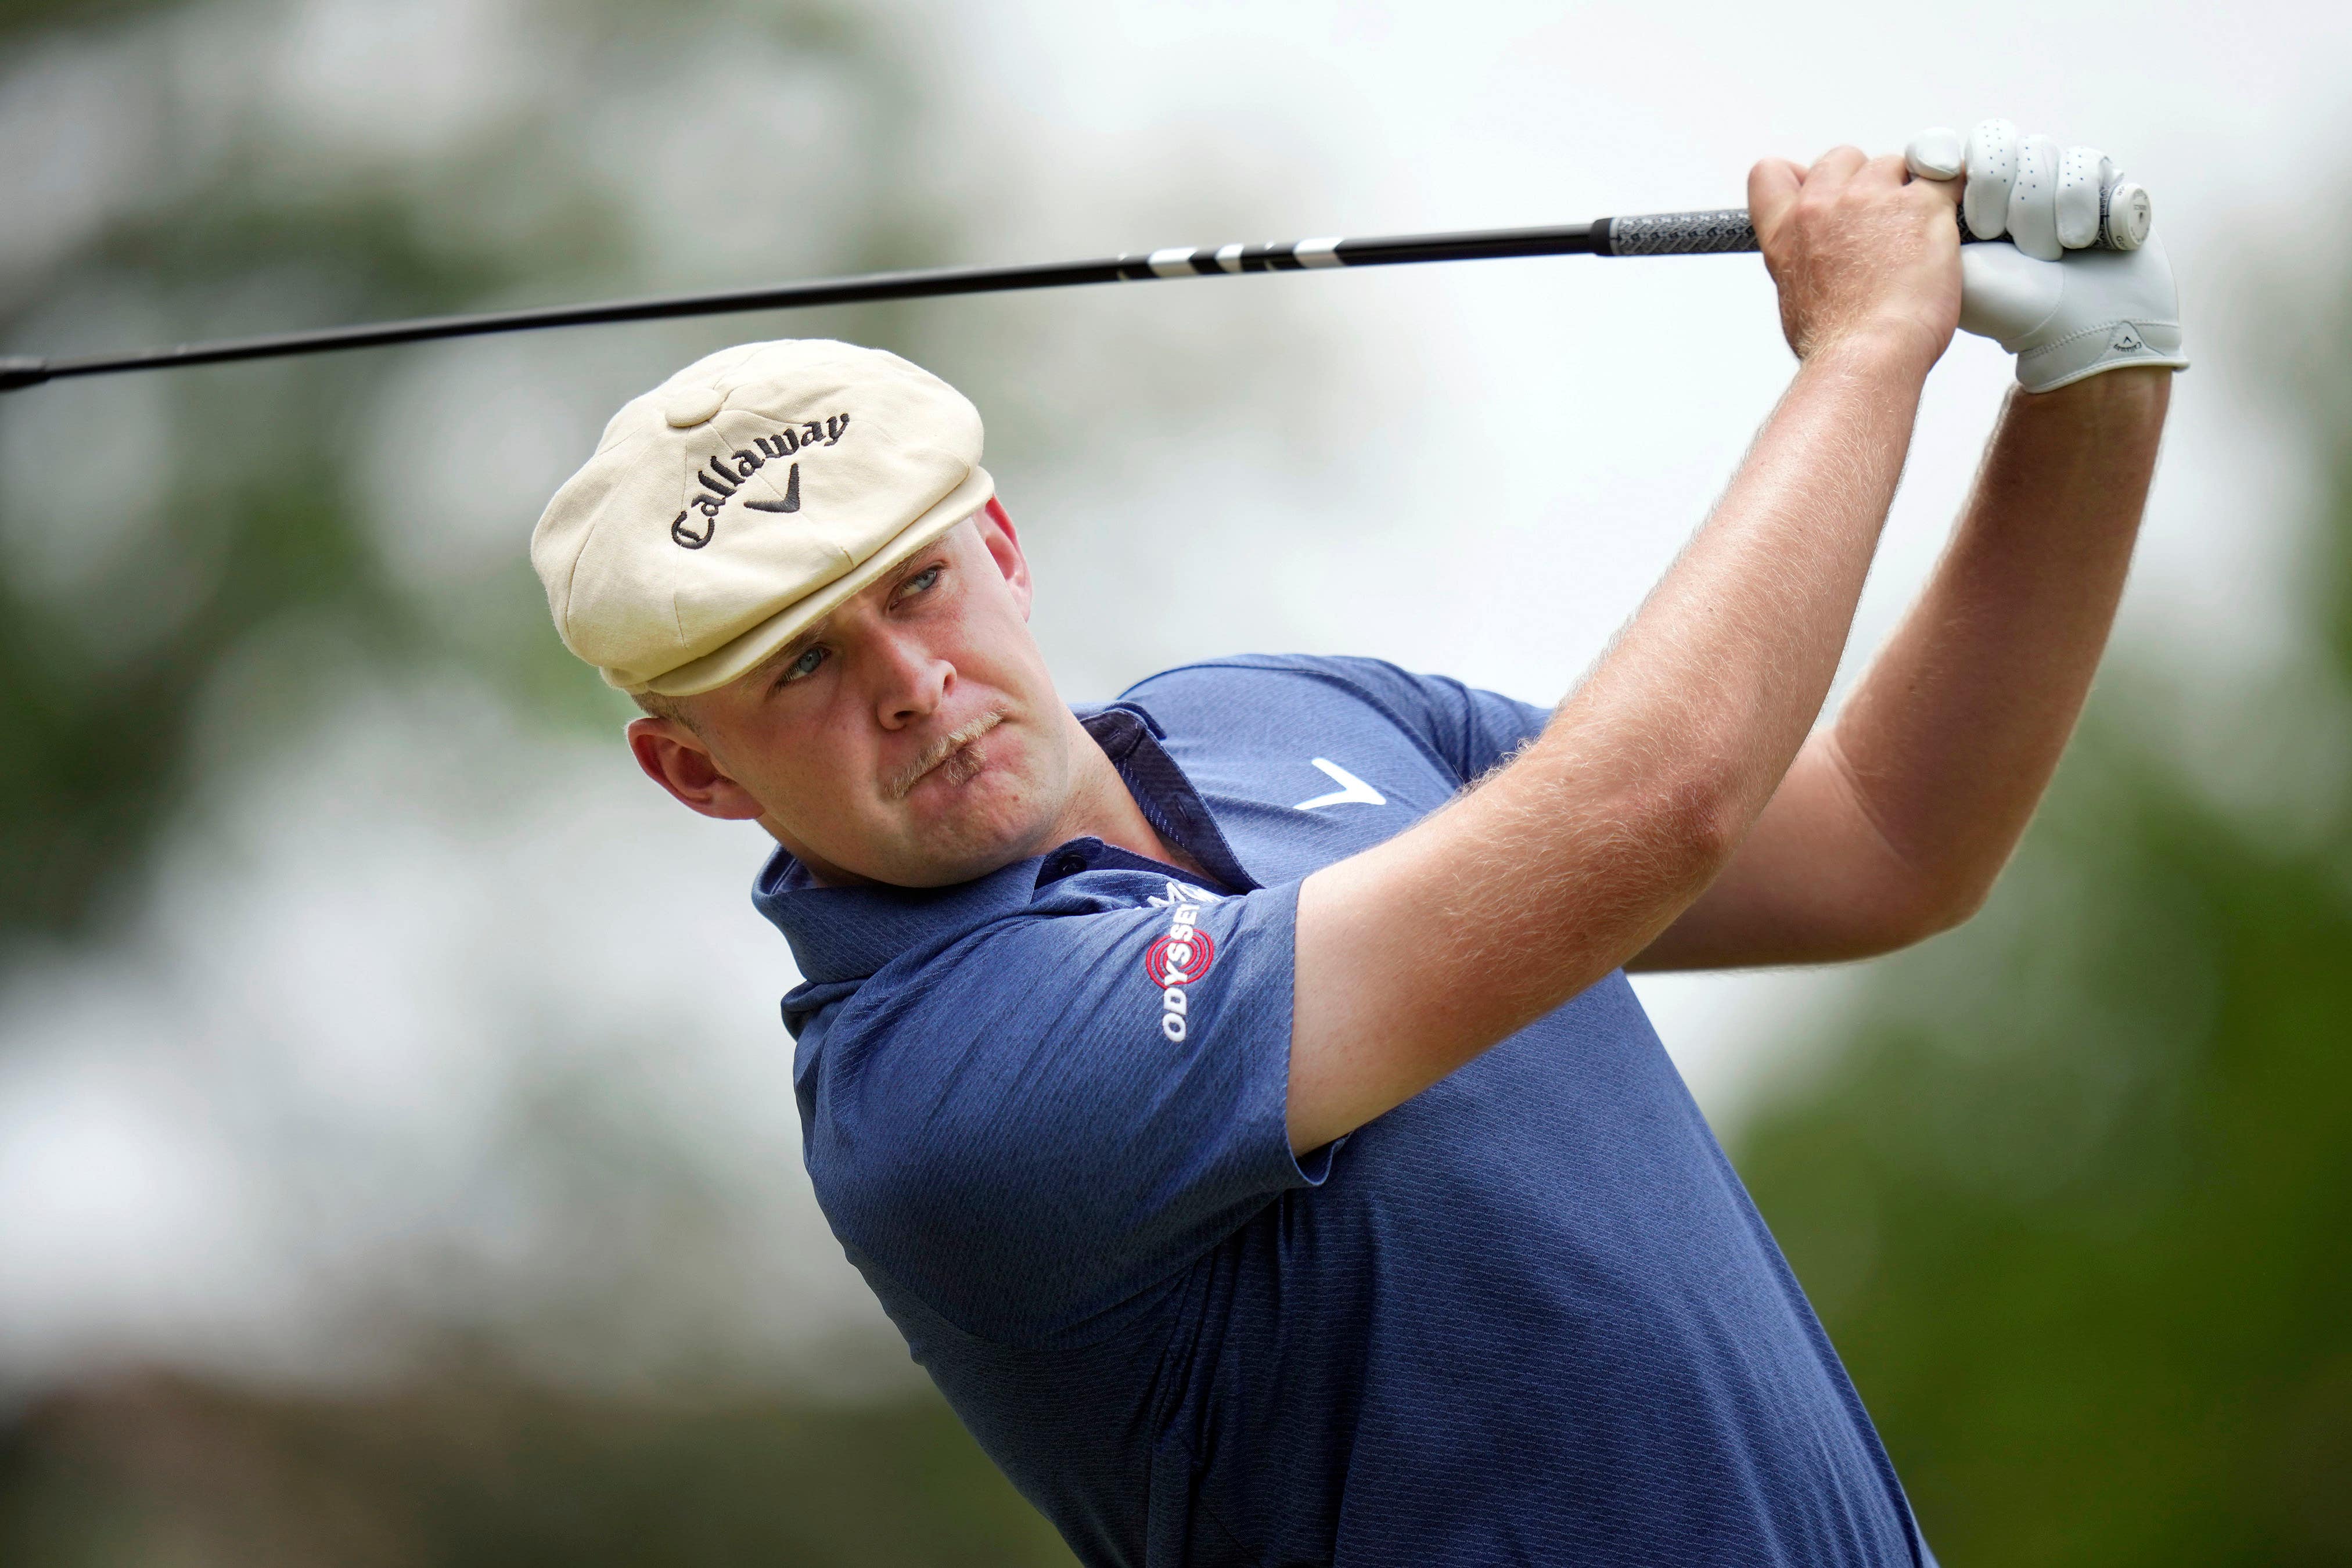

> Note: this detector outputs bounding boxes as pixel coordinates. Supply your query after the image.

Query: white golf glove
[1905,120,2188,394]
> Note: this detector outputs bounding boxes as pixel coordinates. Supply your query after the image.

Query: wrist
[2007,362,2172,430]
[1799,319,1943,386]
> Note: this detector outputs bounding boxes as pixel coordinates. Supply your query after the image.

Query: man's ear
[975,496,1033,620]
[626,717,767,821]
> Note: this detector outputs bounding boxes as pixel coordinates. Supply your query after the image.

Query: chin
[880,763,1059,887]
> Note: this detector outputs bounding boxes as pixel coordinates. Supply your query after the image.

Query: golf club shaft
[0,210,1756,394]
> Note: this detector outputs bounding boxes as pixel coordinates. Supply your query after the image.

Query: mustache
[886,710,1005,800]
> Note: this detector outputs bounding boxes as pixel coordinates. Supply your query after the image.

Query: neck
[1040,707,1207,879]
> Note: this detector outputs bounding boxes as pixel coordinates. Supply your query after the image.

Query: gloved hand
[1904,120,2188,393]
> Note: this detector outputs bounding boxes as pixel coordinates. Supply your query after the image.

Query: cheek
[942,606,1053,699]
[723,704,873,826]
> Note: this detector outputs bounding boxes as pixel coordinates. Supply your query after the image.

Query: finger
[1963,118,2019,240]
[1808,144,1868,185]
[1905,126,1965,181]
[2105,179,2153,250]
[1854,152,1910,189]
[2056,145,2112,249]
[1912,161,1963,213]
[1747,157,1805,243]
[2007,132,2063,261]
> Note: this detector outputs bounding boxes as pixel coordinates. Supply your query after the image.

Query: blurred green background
[1,0,2345,1563]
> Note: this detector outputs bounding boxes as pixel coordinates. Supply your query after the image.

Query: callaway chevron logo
[670,412,850,550]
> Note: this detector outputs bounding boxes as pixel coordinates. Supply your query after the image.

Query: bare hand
[1749,147,1962,368]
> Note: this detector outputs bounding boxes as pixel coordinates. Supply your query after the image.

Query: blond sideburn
[631,688,700,735]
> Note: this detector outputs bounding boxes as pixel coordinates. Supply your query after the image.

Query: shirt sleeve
[800,876,1319,1345]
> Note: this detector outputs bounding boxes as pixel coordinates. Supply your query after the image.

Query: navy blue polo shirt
[757,654,1928,1568]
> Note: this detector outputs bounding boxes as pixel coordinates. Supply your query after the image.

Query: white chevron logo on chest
[1293,758,1386,811]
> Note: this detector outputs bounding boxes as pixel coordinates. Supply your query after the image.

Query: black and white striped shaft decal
[1121,237,1349,277]
[1,211,1761,392]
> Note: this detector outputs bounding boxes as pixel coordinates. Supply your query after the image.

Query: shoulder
[1122,651,1422,697]
[1120,653,1466,727]
[1120,654,1547,784]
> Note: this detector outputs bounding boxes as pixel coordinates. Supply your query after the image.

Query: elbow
[1869,860,2002,953]
[1634,765,1756,893]
[1924,861,2002,935]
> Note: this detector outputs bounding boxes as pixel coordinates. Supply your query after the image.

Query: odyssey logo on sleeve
[1142,880,1218,1043]
[1145,880,1222,908]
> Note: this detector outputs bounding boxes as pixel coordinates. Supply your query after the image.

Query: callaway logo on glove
[1908,118,2188,393]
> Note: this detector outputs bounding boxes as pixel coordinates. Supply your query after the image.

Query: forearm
[1291,335,1929,1146]
[1827,368,2169,904]
[1515,335,1928,911]
[1631,366,2172,971]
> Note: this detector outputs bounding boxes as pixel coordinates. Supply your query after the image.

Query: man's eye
[780,646,828,684]
[900,566,943,599]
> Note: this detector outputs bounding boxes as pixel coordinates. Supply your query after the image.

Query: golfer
[531,120,2181,1566]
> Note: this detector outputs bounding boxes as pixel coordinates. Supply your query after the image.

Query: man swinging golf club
[530,118,2182,1566]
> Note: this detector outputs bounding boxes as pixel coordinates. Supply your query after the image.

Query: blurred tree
[0,0,177,33]
[0,0,938,943]
[0,1,1083,1561]
[0,1370,1073,1566]
[1737,350,2352,1553]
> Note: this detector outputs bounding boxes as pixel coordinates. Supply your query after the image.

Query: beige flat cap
[531,339,992,695]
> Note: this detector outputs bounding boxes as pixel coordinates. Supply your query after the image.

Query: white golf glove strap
[1958,236,2187,393]
[1908,118,2189,393]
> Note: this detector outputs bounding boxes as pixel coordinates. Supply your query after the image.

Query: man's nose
[871,631,954,730]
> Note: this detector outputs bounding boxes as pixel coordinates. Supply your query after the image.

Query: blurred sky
[3,0,2349,1394]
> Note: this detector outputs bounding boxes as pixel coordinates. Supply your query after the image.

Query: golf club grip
[1594,210,1759,257]
[1595,203,2144,257]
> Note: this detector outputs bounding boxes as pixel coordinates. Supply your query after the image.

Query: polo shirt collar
[751,703,1256,987]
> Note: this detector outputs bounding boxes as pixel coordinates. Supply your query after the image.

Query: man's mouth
[887,711,1005,800]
